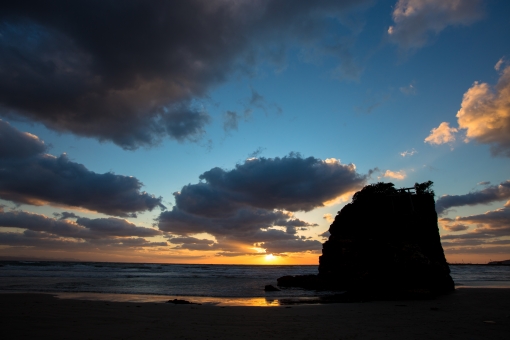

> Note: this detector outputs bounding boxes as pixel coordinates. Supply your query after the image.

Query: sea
[1,261,509,306]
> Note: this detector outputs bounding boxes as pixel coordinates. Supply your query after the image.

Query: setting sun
[265,254,275,261]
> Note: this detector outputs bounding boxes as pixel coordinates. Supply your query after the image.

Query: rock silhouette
[264,285,281,291]
[278,181,454,298]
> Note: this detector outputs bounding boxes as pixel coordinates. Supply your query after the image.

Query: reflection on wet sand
[55,292,328,307]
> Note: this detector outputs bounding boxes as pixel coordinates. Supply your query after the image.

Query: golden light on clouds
[424,122,458,145]
[382,169,406,180]
[456,65,510,155]
[323,213,334,223]
[425,61,510,157]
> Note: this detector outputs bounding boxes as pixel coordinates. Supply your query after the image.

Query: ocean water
[0,261,509,305]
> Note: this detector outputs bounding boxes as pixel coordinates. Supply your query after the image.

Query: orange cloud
[424,122,458,145]
[382,170,406,180]
[323,213,334,223]
[456,64,510,156]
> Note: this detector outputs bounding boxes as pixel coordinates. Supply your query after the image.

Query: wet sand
[1,288,509,339]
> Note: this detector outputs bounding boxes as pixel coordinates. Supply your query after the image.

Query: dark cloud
[248,147,266,158]
[76,217,161,238]
[53,211,80,220]
[168,236,216,251]
[455,205,510,231]
[0,232,166,250]
[0,121,165,216]
[159,208,314,239]
[177,155,366,214]
[0,209,161,239]
[442,223,469,232]
[0,120,46,159]
[0,0,368,149]
[440,205,510,255]
[436,180,510,215]
[388,0,484,50]
[244,87,283,116]
[159,154,364,255]
[258,238,322,255]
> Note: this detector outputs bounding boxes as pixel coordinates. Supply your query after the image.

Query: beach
[1,288,509,339]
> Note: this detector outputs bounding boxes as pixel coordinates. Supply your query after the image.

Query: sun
[265,253,275,261]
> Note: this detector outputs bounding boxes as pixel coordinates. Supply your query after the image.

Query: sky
[0,0,509,264]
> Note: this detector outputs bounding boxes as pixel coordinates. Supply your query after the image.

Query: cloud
[75,217,162,238]
[400,148,417,157]
[0,209,161,239]
[0,232,167,251]
[53,211,80,220]
[455,205,510,231]
[399,83,416,95]
[223,111,239,133]
[494,57,505,71]
[0,121,165,216]
[424,122,458,145]
[257,238,322,255]
[159,207,318,252]
[175,155,365,213]
[158,154,365,255]
[436,180,510,215]
[456,65,510,157]
[0,0,369,149]
[354,93,391,114]
[0,120,47,159]
[440,206,510,252]
[367,167,380,178]
[388,0,484,49]
[439,204,510,254]
[248,147,266,158]
[168,236,216,251]
[442,223,469,232]
[382,169,406,180]
[323,213,335,223]
[426,62,510,157]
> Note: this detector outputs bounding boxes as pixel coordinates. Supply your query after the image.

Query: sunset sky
[1,0,509,264]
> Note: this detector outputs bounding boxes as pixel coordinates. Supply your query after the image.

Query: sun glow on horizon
[265,253,275,261]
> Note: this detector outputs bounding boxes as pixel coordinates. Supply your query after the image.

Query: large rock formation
[278,182,454,298]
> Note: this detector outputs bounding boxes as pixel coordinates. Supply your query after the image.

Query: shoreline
[1,288,509,339]
[2,281,510,307]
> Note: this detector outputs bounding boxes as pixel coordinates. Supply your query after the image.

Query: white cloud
[388,0,484,49]
[400,148,417,157]
[424,122,458,145]
[399,83,416,95]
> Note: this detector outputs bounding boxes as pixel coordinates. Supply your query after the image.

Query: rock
[264,285,280,291]
[277,181,455,298]
[277,275,319,289]
[166,299,199,305]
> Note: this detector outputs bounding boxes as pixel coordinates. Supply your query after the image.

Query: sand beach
[1,288,509,339]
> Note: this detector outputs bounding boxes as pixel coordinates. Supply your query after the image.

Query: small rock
[167,299,194,304]
[264,285,280,291]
